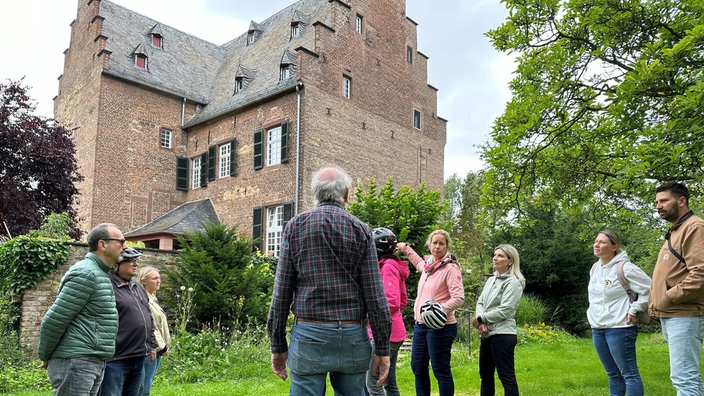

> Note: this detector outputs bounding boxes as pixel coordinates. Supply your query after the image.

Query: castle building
[55,0,447,252]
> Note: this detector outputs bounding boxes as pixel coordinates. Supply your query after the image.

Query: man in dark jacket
[38,223,124,396]
[99,247,157,396]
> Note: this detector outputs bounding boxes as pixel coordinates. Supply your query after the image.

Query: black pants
[479,334,519,396]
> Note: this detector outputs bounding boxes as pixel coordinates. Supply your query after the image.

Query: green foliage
[0,236,70,295]
[517,323,574,346]
[165,223,274,330]
[481,0,704,228]
[444,172,488,263]
[515,293,547,326]
[25,213,75,240]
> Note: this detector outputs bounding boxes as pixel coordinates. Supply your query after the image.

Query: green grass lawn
[3,332,683,395]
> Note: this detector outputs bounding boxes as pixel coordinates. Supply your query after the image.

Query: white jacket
[587,251,651,328]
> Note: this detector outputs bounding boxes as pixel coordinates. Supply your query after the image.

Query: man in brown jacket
[651,181,704,396]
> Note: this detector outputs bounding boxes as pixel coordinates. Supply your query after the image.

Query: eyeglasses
[103,238,126,245]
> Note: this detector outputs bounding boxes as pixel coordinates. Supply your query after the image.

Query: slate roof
[124,198,220,238]
[99,0,336,127]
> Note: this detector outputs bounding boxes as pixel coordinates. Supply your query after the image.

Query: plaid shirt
[267,201,392,355]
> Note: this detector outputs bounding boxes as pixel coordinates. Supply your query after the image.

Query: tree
[165,223,274,331]
[481,0,704,222]
[0,79,82,238]
[444,172,487,263]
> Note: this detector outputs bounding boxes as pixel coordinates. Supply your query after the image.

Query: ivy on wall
[0,236,70,295]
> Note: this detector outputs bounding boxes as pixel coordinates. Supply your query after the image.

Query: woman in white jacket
[588,229,650,396]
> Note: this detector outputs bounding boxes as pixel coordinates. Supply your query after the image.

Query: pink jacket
[401,246,465,324]
[369,256,411,342]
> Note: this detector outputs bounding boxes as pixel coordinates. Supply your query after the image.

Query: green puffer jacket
[37,253,119,361]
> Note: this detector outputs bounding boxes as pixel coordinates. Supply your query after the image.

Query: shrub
[0,236,70,295]
[518,323,573,345]
[515,293,547,326]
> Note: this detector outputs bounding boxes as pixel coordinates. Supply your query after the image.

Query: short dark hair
[656,182,690,205]
[87,223,117,252]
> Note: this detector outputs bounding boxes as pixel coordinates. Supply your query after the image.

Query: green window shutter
[283,202,294,229]
[176,157,189,191]
[200,153,208,187]
[281,120,289,163]
[253,129,263,170]
[252,206,263,253]
[230,139,237,176]
[208,145,216,181]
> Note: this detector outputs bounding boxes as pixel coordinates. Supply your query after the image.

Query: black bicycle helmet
[118,246,142,264]
[372,227,396,255]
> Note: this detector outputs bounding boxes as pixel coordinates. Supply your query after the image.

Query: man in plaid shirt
[267,166,392,395]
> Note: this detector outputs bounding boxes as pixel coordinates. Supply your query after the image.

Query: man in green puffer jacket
[38,223,125,396]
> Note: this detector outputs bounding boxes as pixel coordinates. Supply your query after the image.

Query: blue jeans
[592,327,643,396]
[142,355,162,395]
[287,321,371,396]
[365,339,403,395]
[98,357,145,396]
[661,317,704,396]
[479,334,519,396]
[47,355,106,396]
[411,322,457,396]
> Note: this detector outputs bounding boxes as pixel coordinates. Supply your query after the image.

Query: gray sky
[0,0,513,179]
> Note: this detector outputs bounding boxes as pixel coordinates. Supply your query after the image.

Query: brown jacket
[649,213,704,317]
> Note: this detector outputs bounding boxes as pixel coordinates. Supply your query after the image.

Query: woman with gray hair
[588,229,650,396]
[137,266,171,396]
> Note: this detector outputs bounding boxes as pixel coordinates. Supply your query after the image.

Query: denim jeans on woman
[142,354,162,395]
[287,320,371,396]
[661,317,704,396]
[365,339,403,395]
[411,322,457,396]
[592,326,643,396]
[479,333,519,396]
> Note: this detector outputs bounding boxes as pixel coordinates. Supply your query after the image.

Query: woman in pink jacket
[366,227,410,395]
[397,229,465,396]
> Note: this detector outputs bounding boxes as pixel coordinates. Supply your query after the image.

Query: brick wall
[19,243,179,354]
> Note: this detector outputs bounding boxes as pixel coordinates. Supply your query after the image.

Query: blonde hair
[596,228,623,253]
[425,229,452,251]
[495,244,525,282]
[137,266,160,288]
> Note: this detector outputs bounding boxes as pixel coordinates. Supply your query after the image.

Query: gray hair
[311,166,352,204]
[87,223,118,252]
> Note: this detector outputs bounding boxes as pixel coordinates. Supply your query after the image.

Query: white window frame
[192,157,201,189]
[160,129,172,148]
[219,143,231,178]
[342,75,351,99]
[267,126,282,166]
[356,15,363,33]
[280,65,292,81]
[413,109,422,130]
[235,77,244,93]
[266,205,284,257]
[247,31,256,45]
[291,23,300,39]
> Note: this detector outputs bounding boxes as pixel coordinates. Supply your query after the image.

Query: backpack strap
[666,237,687,266]
[664,210,695,266]
[614,260,637,302]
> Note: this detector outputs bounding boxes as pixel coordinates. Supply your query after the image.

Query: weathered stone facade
[55,0,447,242]
[19,243,178,352]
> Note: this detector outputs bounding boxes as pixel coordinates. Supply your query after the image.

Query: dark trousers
[479,334,519,396]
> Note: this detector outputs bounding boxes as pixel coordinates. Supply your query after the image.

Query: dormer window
[291,22,301,39]
[151,34,162,48]
[247,31,257,45]
[135,54,147,69]
[235,77,244,93]
[280,65,292,81]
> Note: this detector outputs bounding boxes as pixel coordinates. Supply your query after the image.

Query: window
[192,157,201,189]
[356,15,363,33]
[280,65,292,81]
[160,129,172,148]
[219,143,231,178]
[135,54,147,69]
[407,45,413,64]
[413,109,422,129]
[254,121,288,170]
[266,206,284,257]
[253,203,293,255]
[176,157,188,191]
[291,22,301,39]
[267,126,282,166]
[235,77,244,93]
[342,75,351,98]
[247,31,257,45]
[151,34,162,48]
